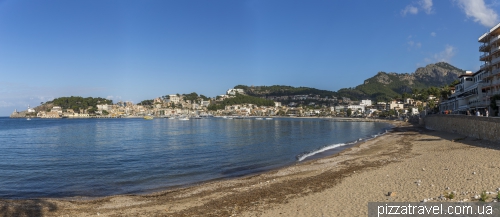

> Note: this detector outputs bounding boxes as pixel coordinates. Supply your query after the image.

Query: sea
[0,117,391,199]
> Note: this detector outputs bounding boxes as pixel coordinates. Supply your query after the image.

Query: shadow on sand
[397,124,500,151]
[0,199,57,217]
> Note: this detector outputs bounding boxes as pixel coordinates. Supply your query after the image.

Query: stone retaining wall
[424,115,500,142]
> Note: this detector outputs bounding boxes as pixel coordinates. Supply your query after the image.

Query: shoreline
[9,120,499,216]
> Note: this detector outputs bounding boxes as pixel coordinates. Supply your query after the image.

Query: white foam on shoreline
[297,129,390,162]
[297,143,348,162]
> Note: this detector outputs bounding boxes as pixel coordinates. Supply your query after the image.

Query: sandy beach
[2,121,500,217]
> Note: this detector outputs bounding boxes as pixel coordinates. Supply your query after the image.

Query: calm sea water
[0,117,390,199]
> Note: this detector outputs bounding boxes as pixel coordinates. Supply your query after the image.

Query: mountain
[238,62,465,101]
[347,62,465,100]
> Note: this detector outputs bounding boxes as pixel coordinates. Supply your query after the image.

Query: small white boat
[179,116,189,120]
[27,118,31,121]
[265,118,273,120]
[255,118,263,120]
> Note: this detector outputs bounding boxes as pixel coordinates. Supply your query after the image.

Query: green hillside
[234,85,337,98]
[207,94,275,110]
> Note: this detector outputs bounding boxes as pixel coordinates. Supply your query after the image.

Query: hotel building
[440,23,500,114]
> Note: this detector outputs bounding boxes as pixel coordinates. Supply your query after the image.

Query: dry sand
[2,121,500,217]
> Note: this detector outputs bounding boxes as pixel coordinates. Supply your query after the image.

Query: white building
[200,100,211,107]
[27,105,35,113]
[97,104,110,111]
[169,95,181,104]
[360,99,372,106]
[226,89,245,95]
[388,101,404,110]
[479,22,500,99]
[440,70,489,113]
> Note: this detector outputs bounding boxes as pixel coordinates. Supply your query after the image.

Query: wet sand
[2,121,500,217]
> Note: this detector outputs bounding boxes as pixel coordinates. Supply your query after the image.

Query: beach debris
[422,168,426,171]
[497,188,500,192]
[474,195,480,200]
[445,187,450,190]
[422,198,428,202]
[387,192,397,197]
[473,171,476,175]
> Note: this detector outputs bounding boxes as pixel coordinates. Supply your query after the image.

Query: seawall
[424,115,500,142]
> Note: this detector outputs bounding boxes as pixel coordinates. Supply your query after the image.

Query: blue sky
[0,0,499,116]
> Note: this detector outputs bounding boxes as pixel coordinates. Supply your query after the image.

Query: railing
[492,56,500,65]
[481,62,491,69]
[480,43,490,51]
[490,35,500,44]
[492,68,500,75]
[480,53,489,60]
[492,46,500,54]
[492,79,500,86]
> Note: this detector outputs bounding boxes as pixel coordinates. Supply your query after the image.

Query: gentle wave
[296,142,349,162]
[296,130,389,162]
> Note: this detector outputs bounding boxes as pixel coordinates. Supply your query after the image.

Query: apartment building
[440,70,489,113]
[439,23,500,114]
[478,22,500,111]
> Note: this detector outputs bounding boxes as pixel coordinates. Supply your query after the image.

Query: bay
[0,117,390,199]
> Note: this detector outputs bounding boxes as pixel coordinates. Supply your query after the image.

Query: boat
[27,118,31,121]
[179,116,189,121]
[144,116,154,120]
[265,118,273,120]
[255,118,263,120]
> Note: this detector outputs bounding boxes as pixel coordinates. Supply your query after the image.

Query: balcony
[480,53,490,61]
[492,45,500,55]
[492,68,500,75]
[480,43,490,52]
[490,35,500,44]
[493,79,500,86]
[481,62,491,70]
[492,56,500,65]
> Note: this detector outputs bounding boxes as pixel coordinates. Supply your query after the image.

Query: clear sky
[1,0,499,116]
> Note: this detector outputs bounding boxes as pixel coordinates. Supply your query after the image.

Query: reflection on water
[0,117,390,199]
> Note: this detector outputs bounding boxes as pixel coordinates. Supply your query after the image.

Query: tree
[102,110,109,115]
[87,107,97,114]
[346,108,352,117]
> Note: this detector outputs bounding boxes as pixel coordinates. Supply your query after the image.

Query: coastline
[4,120,499,216]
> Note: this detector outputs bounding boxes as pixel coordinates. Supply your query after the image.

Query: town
[10,86,437,119]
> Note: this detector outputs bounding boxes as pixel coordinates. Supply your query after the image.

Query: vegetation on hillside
[181,92,210,103]
[208,94,275,110]
[46,96,112,113]
[234,85,337,98]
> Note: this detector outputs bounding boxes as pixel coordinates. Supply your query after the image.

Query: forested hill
[234,85,337,98]
[44,96,112,113]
